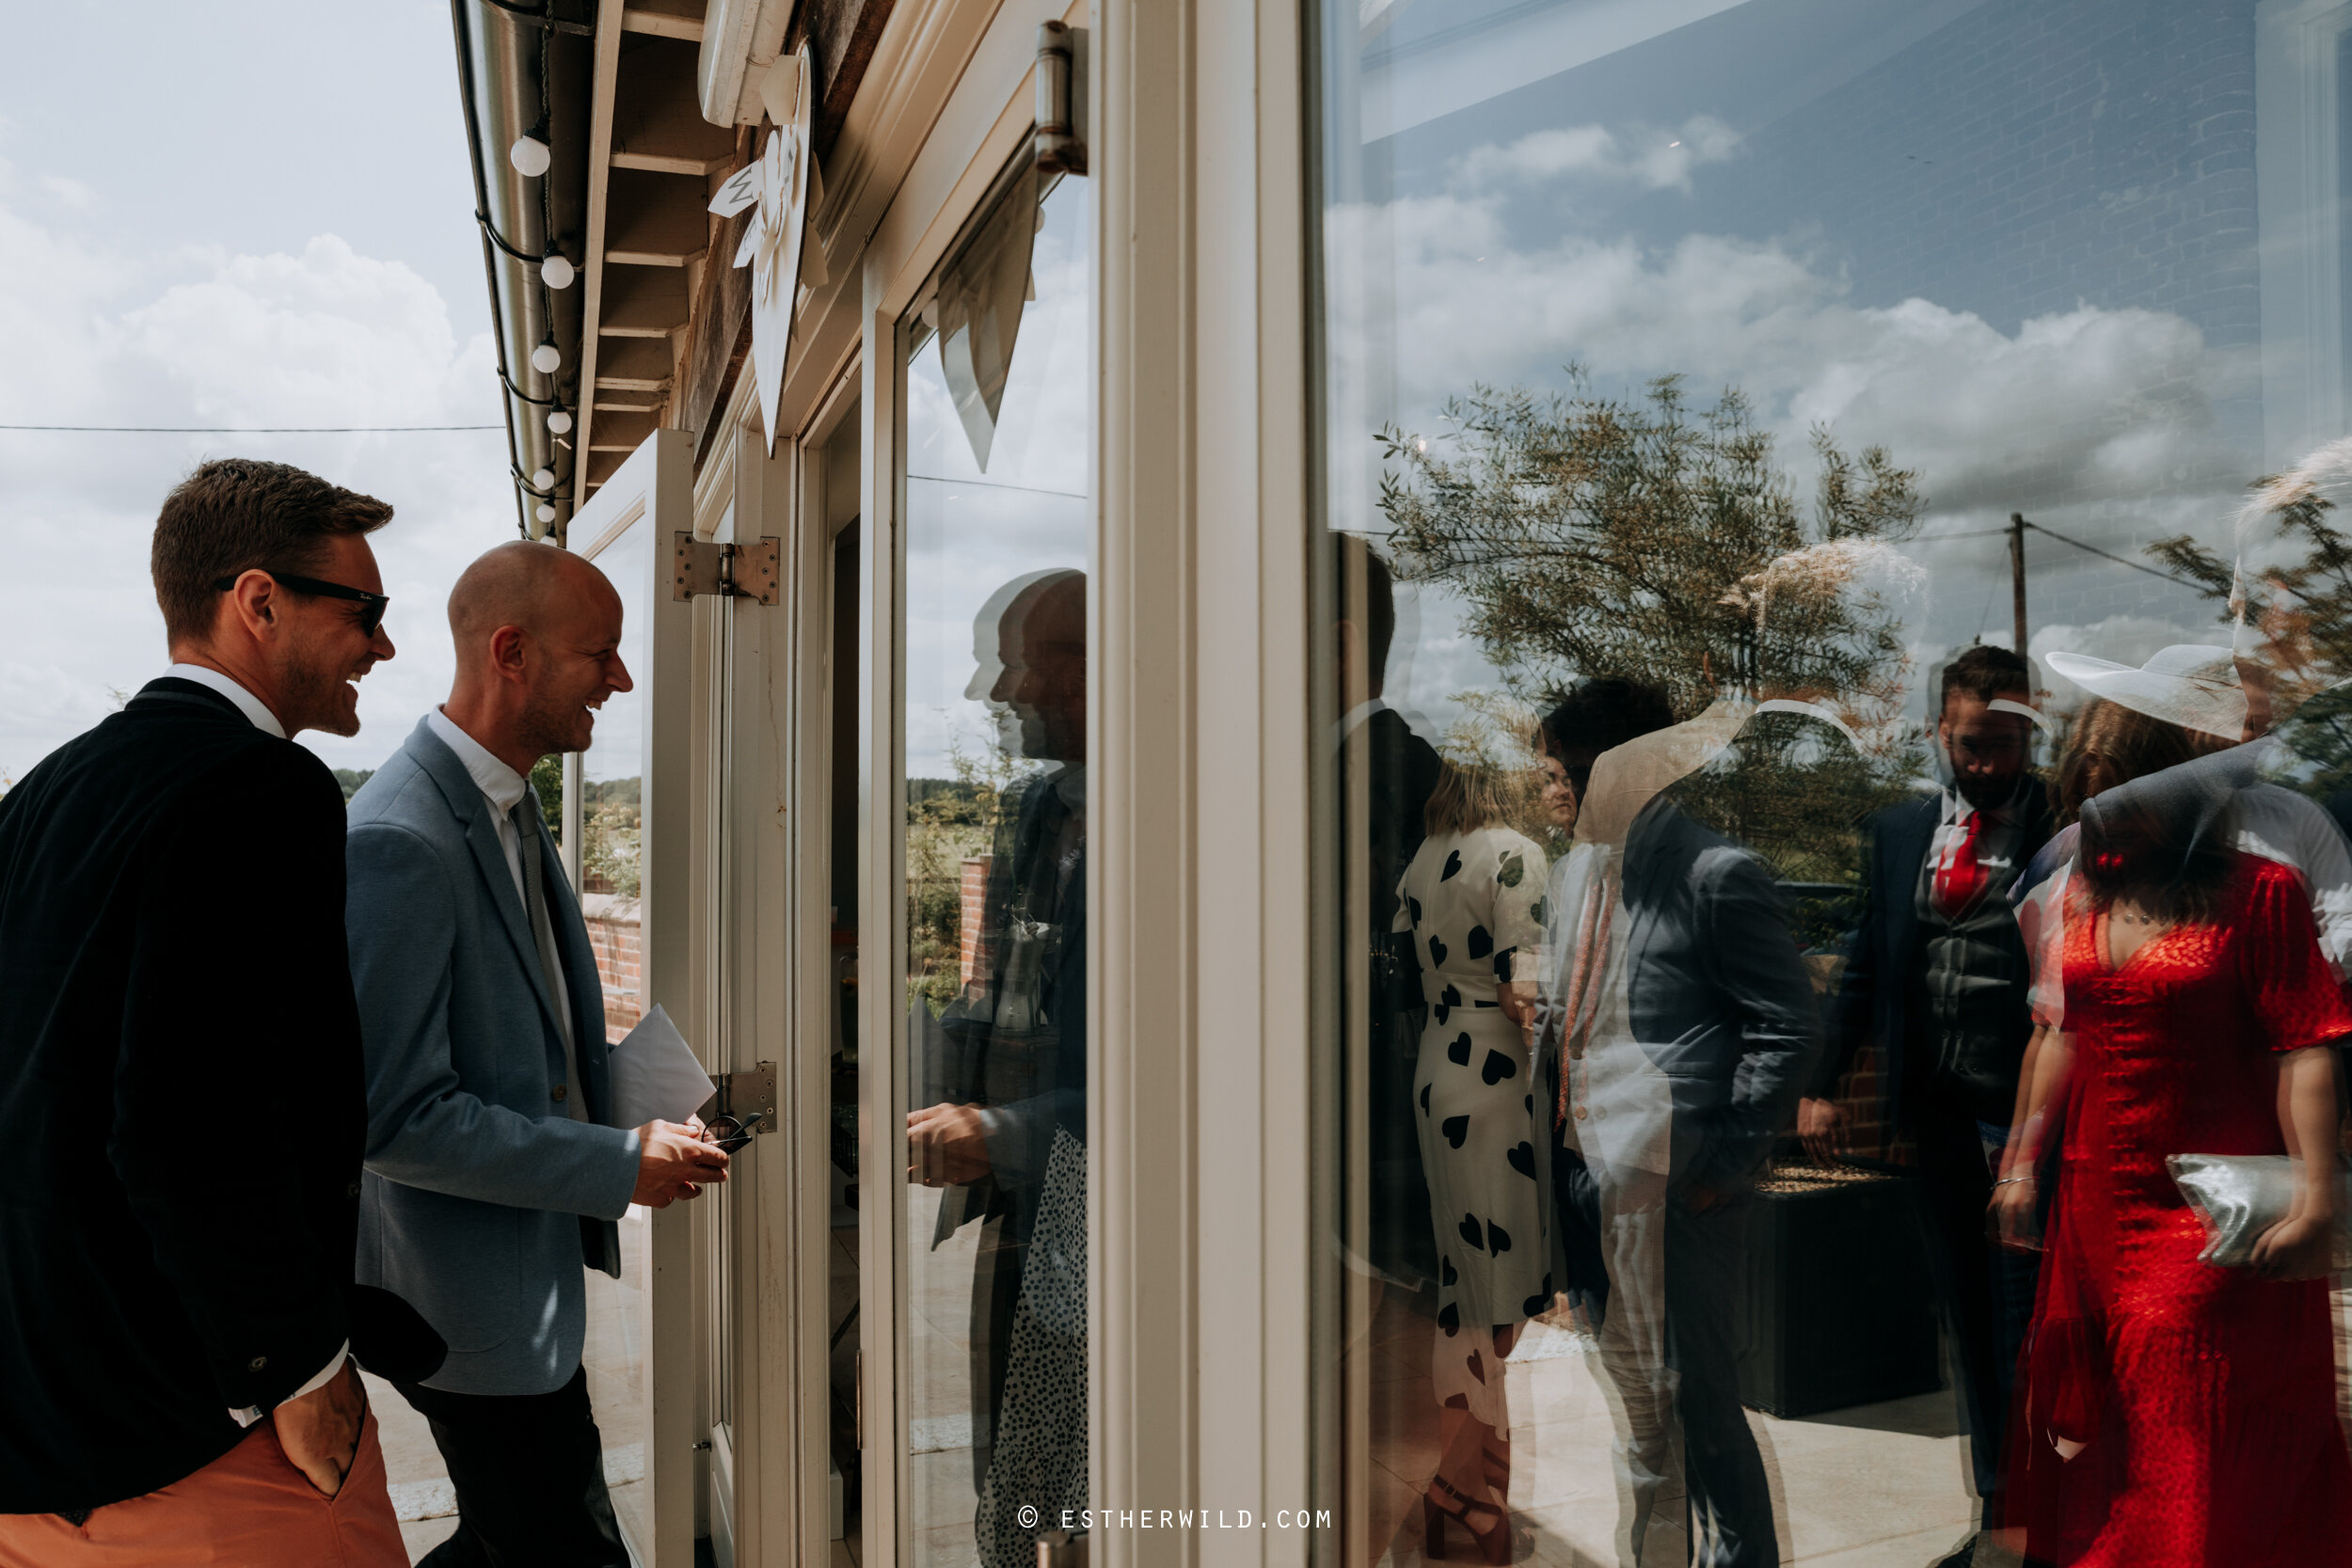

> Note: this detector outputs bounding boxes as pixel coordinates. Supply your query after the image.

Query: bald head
[441,540,634,774]
[449,540,617,652]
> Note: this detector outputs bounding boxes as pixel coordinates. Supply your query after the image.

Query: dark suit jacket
[1361,705,1443,1283]
[1822,787,2053,1125]
[1615,800,1823,1196]
[0,679,375,1510]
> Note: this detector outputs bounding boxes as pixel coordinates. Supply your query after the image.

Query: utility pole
[2008,513,2029,655]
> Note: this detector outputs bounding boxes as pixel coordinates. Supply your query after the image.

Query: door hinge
[1035,22,1087,176]
[713,1061,777,1133]
[672,532,780,604]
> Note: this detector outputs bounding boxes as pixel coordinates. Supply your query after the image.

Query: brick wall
[959,854,994,985]
[582,893,643,1045]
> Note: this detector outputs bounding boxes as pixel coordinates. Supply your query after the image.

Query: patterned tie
[513,797,589,1123]
[1934,810,1987,917]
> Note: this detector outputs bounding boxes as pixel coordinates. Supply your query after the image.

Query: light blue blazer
[345,717,641,1396]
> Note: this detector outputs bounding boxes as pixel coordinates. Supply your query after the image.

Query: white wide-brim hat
[2043,643,2245,740]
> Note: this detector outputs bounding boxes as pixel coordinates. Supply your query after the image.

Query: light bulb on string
[547,409,573,436]
[532,467,556,490]
[531,340,561,374]
[509,135,551,178]
[540,254,575,290]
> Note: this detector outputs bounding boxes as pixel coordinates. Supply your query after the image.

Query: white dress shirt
[159,665,348,1424]
[424,709,580,1053]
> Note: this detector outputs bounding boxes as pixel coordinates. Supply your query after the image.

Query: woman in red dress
[2006,758,2350,1566]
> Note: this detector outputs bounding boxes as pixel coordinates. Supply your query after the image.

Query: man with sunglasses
[343,540,726,1567]
[0,458,440,1566]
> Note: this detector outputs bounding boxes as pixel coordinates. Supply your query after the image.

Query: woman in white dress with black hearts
[1393,760,1549,1560]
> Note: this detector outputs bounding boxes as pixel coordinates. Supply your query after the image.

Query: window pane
[574,517,651,1550]
[1312,6,2352,1564]
[900,166,1092,1568]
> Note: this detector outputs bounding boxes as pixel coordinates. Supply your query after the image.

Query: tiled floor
[375,1192,2044,1568]
[1364,1296,1991,1568]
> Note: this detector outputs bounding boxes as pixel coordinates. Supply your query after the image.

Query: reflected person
[1536,678,1820,1568]
[1393,759,1549,1561]
[907,570,1088,1568]
[2000,703,2352,1567]
[1800,643,2047,1564]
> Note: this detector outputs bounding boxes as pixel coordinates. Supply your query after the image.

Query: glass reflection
[1316,4,2352,1565]
[901,166,1091,1568]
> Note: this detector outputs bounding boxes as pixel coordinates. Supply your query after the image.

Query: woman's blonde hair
[1424,760,1519,837]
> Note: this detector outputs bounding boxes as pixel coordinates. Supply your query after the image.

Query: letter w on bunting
[707,43,826,455]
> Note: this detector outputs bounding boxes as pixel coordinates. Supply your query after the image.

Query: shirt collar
[164,663,286,739]
[425,708,529,816]
[1941,773,2032,828]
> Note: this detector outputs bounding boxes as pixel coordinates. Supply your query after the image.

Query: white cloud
[38,173,94,208]
[1327,126,2262,718]
[0,198,514,780]
[1454,116,1741,194]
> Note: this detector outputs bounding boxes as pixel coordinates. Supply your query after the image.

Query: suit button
[1572,1104,1588,1121]
[552,1085,569,1102]
[347,1180,362,1199]
[248,1355,268,1372]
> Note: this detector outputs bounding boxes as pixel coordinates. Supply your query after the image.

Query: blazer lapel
[405,721,565,1041]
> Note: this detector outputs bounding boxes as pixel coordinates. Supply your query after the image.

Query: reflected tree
[2149,479,2352,792]
[1377,372,1929,898]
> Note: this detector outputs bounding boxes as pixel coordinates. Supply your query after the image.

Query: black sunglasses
[213,570,389,638]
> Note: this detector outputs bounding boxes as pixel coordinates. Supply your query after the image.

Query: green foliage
[333,768,374,802]
[527,755,564,843]
[2149,482,2352,792]
[905,731,1034,1018]
[580,774,642,899]
[1377,372,1930,885]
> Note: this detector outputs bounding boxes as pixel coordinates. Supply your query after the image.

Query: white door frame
[566,428,705,1568]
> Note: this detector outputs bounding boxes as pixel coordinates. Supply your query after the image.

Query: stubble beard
[282,647,363,737]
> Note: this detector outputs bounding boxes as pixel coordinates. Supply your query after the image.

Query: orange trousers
[0,1409,405,1568]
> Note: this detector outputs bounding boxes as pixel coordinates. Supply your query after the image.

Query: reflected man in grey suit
[1536,679,1820,1568]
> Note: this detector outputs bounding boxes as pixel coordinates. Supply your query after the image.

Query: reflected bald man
[344,541,726,1567]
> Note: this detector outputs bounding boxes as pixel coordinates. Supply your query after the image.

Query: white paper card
[609,1004,715,1128]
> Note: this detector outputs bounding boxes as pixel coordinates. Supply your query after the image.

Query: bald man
[343,542,726,1567]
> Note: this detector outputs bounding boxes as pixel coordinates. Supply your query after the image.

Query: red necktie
[1934,812,1986,916]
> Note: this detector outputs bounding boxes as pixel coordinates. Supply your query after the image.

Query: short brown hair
[1939,642,2032,709]
[151,459,394,644]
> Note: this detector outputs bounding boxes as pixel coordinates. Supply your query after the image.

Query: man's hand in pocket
[274,1359,365,1498]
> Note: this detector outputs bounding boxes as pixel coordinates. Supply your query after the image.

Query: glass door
[895,150,1094,1568]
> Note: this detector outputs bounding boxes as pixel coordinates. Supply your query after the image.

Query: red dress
[2017,854,2352,1566]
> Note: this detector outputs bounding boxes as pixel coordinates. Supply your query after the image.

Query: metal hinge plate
[714,1061,777,1133]
[672,532,781,604]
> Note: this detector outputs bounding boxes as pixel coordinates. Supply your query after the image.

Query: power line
[2019,517,2201,588]
[0,423,502,434]
[1923,518,2202,589]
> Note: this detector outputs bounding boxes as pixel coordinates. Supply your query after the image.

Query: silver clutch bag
[2166,1154,2352,1270]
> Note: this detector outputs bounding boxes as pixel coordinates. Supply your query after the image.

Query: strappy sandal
[1421,1474,1512,1565]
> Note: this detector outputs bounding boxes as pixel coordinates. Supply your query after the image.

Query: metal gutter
[450,0,598,537]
